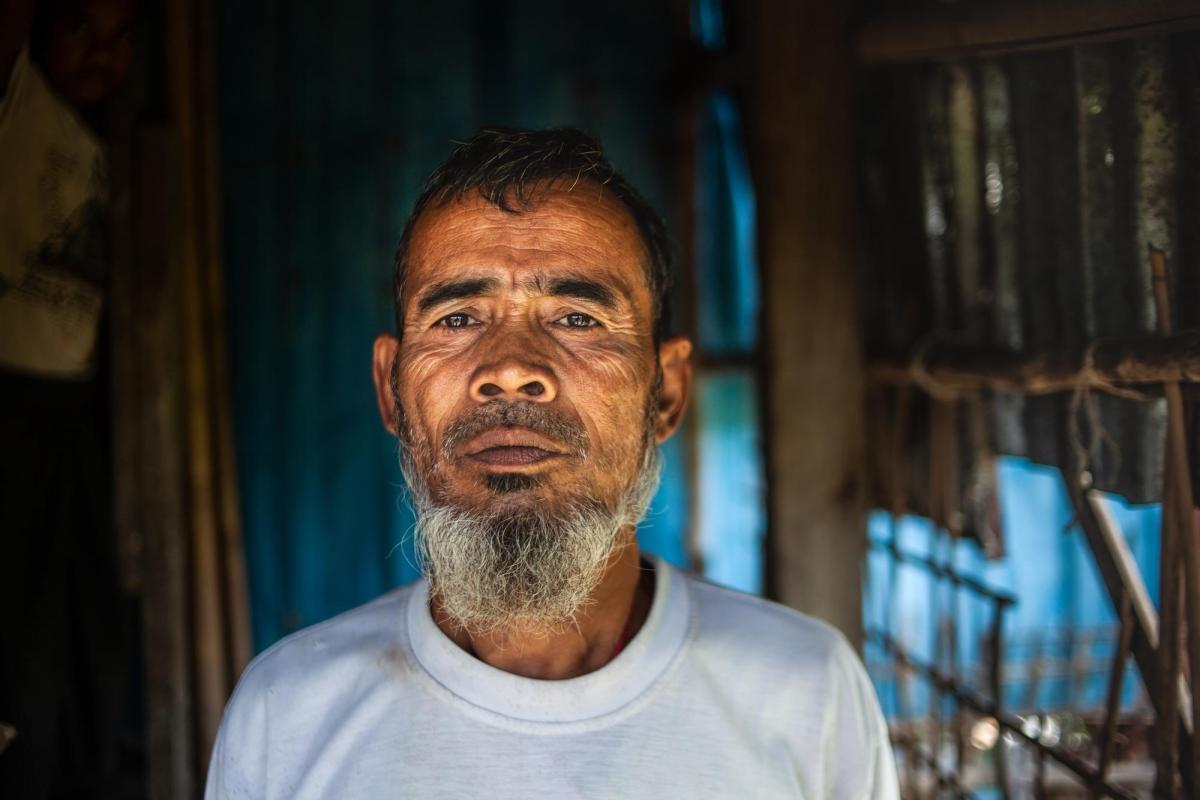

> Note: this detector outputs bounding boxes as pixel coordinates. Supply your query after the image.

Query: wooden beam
[740,0,865,644]
[867,330,1200,396]
[858,0,1200,65]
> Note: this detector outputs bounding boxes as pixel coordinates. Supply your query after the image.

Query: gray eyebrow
[416,278,500,313]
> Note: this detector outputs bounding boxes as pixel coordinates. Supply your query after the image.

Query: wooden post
[162,0,253,772]
[739,0,865,645]
[1157,477,1183,799]
[109,2,253,795]
[1151,246,1200,792]
[125,122,196,800]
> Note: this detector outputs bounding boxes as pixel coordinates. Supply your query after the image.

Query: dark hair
[393,127,673,343]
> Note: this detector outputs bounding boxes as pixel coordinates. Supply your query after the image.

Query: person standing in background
[0,1,136,796]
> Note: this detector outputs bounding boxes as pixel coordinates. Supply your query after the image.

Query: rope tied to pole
[907,334,964,402]
[1067,339,1153,486]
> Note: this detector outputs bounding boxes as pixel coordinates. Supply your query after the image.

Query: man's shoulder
[678,569,855,674]
[207,584,425,797]
[675,568,894,796]
[231,582,420,703]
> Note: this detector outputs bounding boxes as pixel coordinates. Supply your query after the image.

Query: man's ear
[372,334,401,435]
[654,336,692,443]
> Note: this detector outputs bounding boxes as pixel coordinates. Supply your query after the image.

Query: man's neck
[431,535,654,680]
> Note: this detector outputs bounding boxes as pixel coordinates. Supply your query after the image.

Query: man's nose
[469,356,558,403]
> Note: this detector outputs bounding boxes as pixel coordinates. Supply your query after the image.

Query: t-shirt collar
[406,555,690,723]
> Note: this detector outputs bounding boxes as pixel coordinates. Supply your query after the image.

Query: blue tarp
[865,456,1161,717]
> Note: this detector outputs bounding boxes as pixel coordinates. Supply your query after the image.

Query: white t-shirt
[0,47,107,378]
[206,558,899,799]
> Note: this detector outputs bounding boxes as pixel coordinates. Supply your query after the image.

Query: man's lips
[469,446,559,467]
[462,427,569,469]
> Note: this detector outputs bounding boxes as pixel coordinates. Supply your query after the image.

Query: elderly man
[206,128,897,798]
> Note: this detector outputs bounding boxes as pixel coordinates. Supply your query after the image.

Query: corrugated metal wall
[859,33,1200,523]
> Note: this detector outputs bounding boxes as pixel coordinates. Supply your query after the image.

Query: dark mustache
[441,402,589,460]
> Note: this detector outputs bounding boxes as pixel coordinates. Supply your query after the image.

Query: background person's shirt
[205,557,899,799]
[0,46,107,378]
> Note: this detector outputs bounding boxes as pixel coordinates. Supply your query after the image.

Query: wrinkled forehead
[401,185,653,314]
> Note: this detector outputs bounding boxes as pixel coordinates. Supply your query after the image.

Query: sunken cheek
[397,346,463,453]
[558,351,653,470]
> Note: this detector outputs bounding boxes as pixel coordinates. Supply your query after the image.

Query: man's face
[373,183,690,631]
[393,186,663,517]
[41,0,136,109]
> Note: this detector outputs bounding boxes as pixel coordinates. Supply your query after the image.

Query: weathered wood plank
[739,0,865,644]
[130,121,195,800]
[859,0,1200,65]
[867,331,1200,396]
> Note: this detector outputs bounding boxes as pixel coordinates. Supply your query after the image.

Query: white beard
[398,428,661,635]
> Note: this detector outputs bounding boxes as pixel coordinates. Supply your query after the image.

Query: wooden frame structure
[867,322,1199,797]
[868,332,1200,397]
[859,0,1200,65]
[853,2,1200,797]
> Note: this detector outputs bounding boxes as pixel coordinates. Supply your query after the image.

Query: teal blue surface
[694,92,760,356]
[696,369,765,594]
[689,74,764,592]
[216,1,688,651]
[690,0,726,52]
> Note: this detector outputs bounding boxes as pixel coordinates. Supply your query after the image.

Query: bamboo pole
[1151,247,1200,792]
[160,0,252,788]
[194,0,254,683]
[163,0,226,774]
[1156,479,1182,799]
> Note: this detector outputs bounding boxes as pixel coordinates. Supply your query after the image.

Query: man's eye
[556,313,599,329]
[435,313,477,329]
